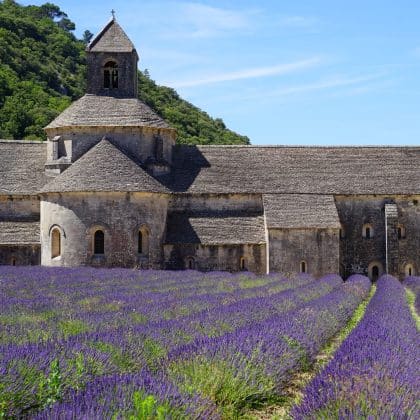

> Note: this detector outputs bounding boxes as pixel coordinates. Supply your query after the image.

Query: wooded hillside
[0,0,249,144]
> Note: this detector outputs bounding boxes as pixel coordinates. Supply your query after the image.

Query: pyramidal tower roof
[87,17,135,53]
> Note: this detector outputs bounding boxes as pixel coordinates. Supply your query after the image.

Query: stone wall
[45,126,175,166]
[86,52,138,98]
[335,195,420,279]
[40,192,169,268]
[0,195,39,221]
[0,245,40,265]
[164,243,267,274]
[169,193,263,213]
[268,228,339,278]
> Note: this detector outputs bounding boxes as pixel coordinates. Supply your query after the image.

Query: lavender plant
[0,267,313,417]
[292,275,420,419]
[0,267,373,418]
[404,275,420,315]
[166,275,370,417]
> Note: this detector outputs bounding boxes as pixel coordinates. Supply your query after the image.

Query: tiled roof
[1,141,419,198]
[0,140,48,195]
[45,95,171,130]
[0,221,40,245]
[165,211,266,245]
[263,194,341,229]
[41,139,169,193]
[168,145,420,195]
[87,18,135,53]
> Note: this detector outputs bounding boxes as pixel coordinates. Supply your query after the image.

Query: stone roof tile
[0,140,48,195]
[263,194,340,229]
[87,18,135,53]
[45,95,171,130]
[165,211,266,245]
[41,139,169,193]
[168,145,420,195]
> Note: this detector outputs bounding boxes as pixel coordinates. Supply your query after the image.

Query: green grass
[169,355,277,419]
[405,288,420,330]
[58,320,90,338]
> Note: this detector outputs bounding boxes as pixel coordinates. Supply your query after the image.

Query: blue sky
[21,1,420,146]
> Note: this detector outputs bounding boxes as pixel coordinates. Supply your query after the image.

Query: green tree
[82,29,93,44]
[0,1,249,145]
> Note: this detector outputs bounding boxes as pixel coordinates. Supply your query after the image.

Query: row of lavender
[0,267,313,345]
[0,268,319,417]
[293,275,420,418]
[29,274,371,418]
[404,275,420,314]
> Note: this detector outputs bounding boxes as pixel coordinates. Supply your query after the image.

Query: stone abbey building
[0,18,419,279]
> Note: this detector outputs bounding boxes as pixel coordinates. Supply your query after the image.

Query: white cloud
[124,2,256,39]
[165,57,322,88]
[277,15,319,28]
[181,3,251,37]
[269,73,385,97]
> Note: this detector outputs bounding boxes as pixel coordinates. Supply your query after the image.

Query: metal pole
[385,212,388,274]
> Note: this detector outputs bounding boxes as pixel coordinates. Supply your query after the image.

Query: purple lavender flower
[292,275,420,419]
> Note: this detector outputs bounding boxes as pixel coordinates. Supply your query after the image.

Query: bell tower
[86,15,138,98]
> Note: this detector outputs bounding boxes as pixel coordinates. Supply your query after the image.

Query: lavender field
[0,267,417,419]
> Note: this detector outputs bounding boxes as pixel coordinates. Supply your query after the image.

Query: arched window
[138,227,149,255]
[51,228,61,259]
[186,257,195,270]
[405,264,415,277]
[138,231,143,254]
[11,257,16,266]
[397,225,406,240]
[339,227,345,240]
[363,224,374,239]
[368,261,383,282]
[300,261,307,273]
[94,230,105,255]
[240,257,246,271]
[103,61,118,89]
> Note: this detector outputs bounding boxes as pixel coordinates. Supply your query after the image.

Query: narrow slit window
[300,261,307,273]
[104,69,111,88]
[138,228,149,255]
[405,264,415,277]
[51,228,61,259]
[94,230,105,255]
[186,257,194,270]
[363,224,374,239]
[397,225,405,239]
[138,231,143,254]
[372,265,379,281]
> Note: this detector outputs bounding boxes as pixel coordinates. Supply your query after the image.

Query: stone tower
[86,17,139,98]
[43,16,176,175]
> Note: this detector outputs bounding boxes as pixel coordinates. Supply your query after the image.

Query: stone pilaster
[385,203,399,276]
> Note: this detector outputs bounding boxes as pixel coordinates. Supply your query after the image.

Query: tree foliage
[0,1,249,144]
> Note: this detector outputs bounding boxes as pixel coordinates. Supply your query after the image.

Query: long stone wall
[169,193,263,213]
[164,243,267,274]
